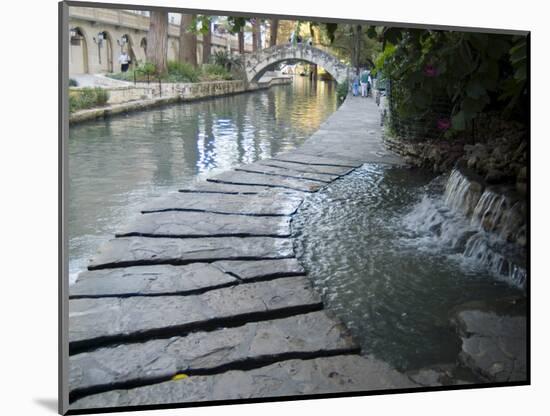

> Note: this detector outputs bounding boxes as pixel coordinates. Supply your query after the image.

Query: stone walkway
[68,96,413,411]
[70,73,131,88]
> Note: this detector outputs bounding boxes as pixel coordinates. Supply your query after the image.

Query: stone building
[68,7,251,76]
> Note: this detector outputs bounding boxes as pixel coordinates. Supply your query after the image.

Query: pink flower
[437,118,451,130]
[424,64,438,77]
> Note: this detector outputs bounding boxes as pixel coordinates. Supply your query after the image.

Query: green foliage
[212,50,243,72]
[69,78,78,87]
[69,87,110,113]
[200,64,233,81]
[166,61,200,82]
[376,29,528,137]
[336,80,349,102]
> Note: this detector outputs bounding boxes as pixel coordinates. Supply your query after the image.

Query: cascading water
[293,163,525,373]
[403,167,527,289]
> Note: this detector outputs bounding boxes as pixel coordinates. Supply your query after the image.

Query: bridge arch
[244,44,350,84]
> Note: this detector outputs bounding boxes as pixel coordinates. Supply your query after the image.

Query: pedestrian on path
[352,74,360,96]
[118,51,130,73]
[360,69,370,97]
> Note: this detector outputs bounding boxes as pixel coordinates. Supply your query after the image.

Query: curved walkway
[68,96,411,411]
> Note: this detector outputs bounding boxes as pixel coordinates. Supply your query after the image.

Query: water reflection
[68,77,337,281]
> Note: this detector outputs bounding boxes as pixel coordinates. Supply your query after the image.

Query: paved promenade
[68,96,413,411]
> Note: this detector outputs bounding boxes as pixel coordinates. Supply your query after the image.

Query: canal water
[293,164,524,374]
[68,78,337,282]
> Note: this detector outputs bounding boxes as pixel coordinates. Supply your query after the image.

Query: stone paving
[68,96,415,410]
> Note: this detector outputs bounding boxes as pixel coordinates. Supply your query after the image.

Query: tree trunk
[202,22,212,64]
[179,14,197,67]
[146,10,169,74]
[352,25,362,74]
[270,19,279,47]
[252,19,261,51]
[238,29,245,54]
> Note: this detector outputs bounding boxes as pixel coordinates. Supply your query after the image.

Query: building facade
[68,7,252,76]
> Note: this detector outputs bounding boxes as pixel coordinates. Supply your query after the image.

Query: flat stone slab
[455,309,527,382]
[141,192,302,216]
[69,276,322,350]
[179,181,275,195]
[116,211,291,238]
[70,264,236,298]
[71,355,417,409]
[208,170,324,193]
[235,163,336,183]
[272,152,363,168]
[88,236,294,270]
[257,159,354,176]
[69,311,357,395]
[213,259,305,281]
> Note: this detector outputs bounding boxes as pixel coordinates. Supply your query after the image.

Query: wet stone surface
[69,276,322,349]
[208,170,325,193]
[235,163,337,183]
[87,236,294,270]
[454,309,527,382]
[256,159,354,176]
[116,211,292,238]
[71,355,418,409]
[141,191,303,216]
[212,258,305,281]
[69,311,358,394]
[273,152,363,168]
[70,264,237,298]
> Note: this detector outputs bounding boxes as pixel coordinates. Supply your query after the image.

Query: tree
[270,19,279,47]
[146,10,169,74]
[252,18,261,51]
[179,14,197,67]
[227,16,249,54]
[202,20,212,64]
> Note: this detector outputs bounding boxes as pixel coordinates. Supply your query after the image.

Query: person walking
[360,69,369,97]
[352,73,360,96]
[118,51,130,73]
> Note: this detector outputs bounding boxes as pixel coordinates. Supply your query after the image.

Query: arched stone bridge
[244,44,351,84]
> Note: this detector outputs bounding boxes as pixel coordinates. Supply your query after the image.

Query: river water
[68,78,337,282]
[293,164,524,373]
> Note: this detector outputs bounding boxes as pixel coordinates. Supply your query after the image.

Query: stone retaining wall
[69,77,292,124]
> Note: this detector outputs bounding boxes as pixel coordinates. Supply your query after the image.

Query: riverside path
[68,95,414,411]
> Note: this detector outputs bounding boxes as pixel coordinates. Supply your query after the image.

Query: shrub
[212,50,242,72]
[200,64,233,81]
[69,87,110,113]
[166,61,200,82]
[336,80,349,102]
[69,78,78,87]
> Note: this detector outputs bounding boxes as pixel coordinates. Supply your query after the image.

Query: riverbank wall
[383,122,527,196]
[69,76,292,124]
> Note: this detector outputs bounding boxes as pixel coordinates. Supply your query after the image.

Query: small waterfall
[403,167,527,289]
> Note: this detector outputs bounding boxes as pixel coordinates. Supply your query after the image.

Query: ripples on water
[68,78,337,281]
[293,164,522,372]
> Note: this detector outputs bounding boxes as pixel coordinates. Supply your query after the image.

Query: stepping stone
[213,258,305,281]
[88,236,294,270]
[70,264,237,298]
[141,192,303,216]
[69,276,322,350]
[69,311,358,395]
[71,355,418,409]
[273,152,363,168]
[454,309,527,382]
[235,163,336,183]
[116,211,291,238]
[179,181,274,195]
[257,159,354,176]
[208,171,324,193]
